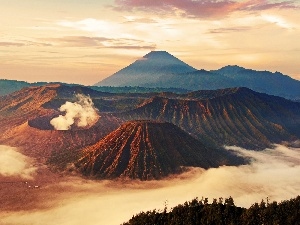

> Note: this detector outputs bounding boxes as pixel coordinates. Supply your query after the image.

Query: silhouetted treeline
[123,196,300,225]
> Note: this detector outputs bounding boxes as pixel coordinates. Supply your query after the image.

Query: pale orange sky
[0,0,299,85]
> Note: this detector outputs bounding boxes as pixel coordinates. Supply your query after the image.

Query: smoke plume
[0,145,36,179]
[50,94,99,130]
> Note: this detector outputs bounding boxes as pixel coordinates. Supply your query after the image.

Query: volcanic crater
[28,113,100,131]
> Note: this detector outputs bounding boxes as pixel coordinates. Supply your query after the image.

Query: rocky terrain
[76,120,245,180]
[119,87,300,149]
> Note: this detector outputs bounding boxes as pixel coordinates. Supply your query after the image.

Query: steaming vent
[29,94,100,131]
[28,114,99,131]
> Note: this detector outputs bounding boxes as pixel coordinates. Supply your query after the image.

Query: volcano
[95,51,196,87]
[0,84,123,165]
[1,84,299,173]
[76,120,244,180]
[95,50,300,100]
[119,87,300,149]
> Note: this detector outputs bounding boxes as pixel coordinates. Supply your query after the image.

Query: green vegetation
[123,196,300,225]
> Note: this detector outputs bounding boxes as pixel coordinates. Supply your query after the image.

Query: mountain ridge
[94,51,300,100]
[119,87,300,149]
[1,84,299,171]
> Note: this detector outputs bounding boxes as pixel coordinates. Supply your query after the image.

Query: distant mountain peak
[95,51,196,87]
[139,50,194,66]
[93,52,300,101]
[143,51,176,59]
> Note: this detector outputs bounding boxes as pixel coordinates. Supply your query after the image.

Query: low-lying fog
[0,145,36,179]
[0,144,299,225]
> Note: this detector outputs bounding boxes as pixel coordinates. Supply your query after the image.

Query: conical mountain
[95,51,196,87]
[76,120,245,180]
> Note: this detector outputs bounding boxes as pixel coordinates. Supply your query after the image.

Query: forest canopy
[123,196,300,225]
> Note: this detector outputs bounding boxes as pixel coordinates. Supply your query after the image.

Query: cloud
[0,144,299,225]
[247,0,298,10]
[107,44,156,50]
[56,17,181,48]
[43,36,156,50]
[50,94,99,130]
[0,42,25,47]
[58,18,124,38]
[43,36,109,47]
[44,22,158,49]
[261,14,294,29]
[208,26,252,33]
[123,16,157,23]
[114,0,299,19]
[0,40,52,47]
[0,145,36,179]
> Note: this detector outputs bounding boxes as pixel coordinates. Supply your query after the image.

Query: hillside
[146,69,235,90]
[0,79,191,96]
[0,84,123,164]
[1,84,299,169]
[119,87,300,149]
[0,79,48,96]
[214,65,300,101]
[1,84,299,154]
[76,120,244,180]
[146,66,300,100]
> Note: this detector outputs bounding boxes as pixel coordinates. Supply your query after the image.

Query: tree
[225,196,235,206]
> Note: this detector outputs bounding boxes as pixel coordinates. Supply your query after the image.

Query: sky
[0,0,299,85]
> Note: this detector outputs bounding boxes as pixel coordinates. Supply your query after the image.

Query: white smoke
[50,94,99,130]
[0,145,36,179]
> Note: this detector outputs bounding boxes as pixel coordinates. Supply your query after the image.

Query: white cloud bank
[0,144,299,225]
[0,145,36,179]
[50,94,99,130]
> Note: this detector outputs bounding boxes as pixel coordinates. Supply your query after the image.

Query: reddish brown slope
[0,114,122,159]
[119,88,300,149]
[0,84,123,165]
[0,84,59,133]
[76,121,245,180]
